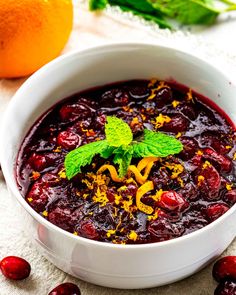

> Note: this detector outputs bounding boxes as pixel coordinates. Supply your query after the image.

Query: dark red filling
[16,79,236,244]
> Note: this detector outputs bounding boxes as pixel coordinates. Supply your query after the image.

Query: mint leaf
[65,140,109,180]
[148,0,219,25]
[105,116,133,147]
[100,145,115,159]
[108,0,171,28]
[133,129,183,158]
[113,146,133,177]
[89,0,108,10]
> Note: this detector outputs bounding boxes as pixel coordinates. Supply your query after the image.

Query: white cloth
[0,2,235,294]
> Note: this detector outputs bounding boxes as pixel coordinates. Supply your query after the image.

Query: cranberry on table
[214,280,236,295]
[48,282,81,295]
[213,256,236,282]
[0,256,31,280]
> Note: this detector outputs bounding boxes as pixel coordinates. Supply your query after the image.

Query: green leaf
[133,129,183,158]
[65,140,109,180]
[105,116,133,147]
[89,0,108,10]
[109,0,171,28]
[148,0,220,25]
[113,146,133,177]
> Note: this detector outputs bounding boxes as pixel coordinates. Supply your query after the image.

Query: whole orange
[0,0,73,78]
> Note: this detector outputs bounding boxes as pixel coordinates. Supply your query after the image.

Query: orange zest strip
[137,157,158,172]
[98,157,158,185]
[127,165,147,185]
[136,181,154,215]
[97,165,124,182]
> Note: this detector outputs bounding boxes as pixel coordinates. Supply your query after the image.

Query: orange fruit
[0,0,73,78]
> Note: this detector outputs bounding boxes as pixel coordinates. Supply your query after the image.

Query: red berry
[148,216,183,241]
[76,220,98,240]
[214,280,236,295]
[205,204,229,222]
[27,182,50,212]
[59,103,91,122]
[197,164,221,199]
[0,256,31,280]
[224,190,236,205]
[204,148,232,173]
[213,256,236,282]
[161,115,189,133]
[179,137,198,160]
[57,131,81,150]
[29,153,47,171]
[48,282,81,295]
[157,191,188,212]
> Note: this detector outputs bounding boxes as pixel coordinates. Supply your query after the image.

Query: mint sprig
[65,140,110,180]
[105,116,133,147]
[65,116,183,179]
[89,0,236,28]
[133,129,183,158]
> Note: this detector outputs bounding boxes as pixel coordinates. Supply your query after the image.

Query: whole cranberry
[155,87,172,105]
[48,282,81,295]
[151,168,172,190]
[197,164,221,199]
[214,280,236,295]
[205,204,229,222]
[60,103,91,122]
[29,153,47,171]
[48,207,75,232]
[76,219,98,240]
[0,256,31,280]
[203,148,232,173]
[161,114,189,133]
[213,256,236,282]
[148,216,183,241]
[57,131,81,150]
[200,133,228,154]
[224,190,236,205]
[157,191,188,212]
[27,182,50,212]
[179,137,199,160]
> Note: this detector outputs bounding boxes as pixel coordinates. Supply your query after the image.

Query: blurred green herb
[89,0,236,28]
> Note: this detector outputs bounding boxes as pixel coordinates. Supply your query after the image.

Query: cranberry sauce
[16,79,236,244]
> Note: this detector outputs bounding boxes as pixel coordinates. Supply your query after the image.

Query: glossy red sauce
[16,79,236,244]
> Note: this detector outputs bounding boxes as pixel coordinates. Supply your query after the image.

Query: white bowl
[0,43,236,289]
